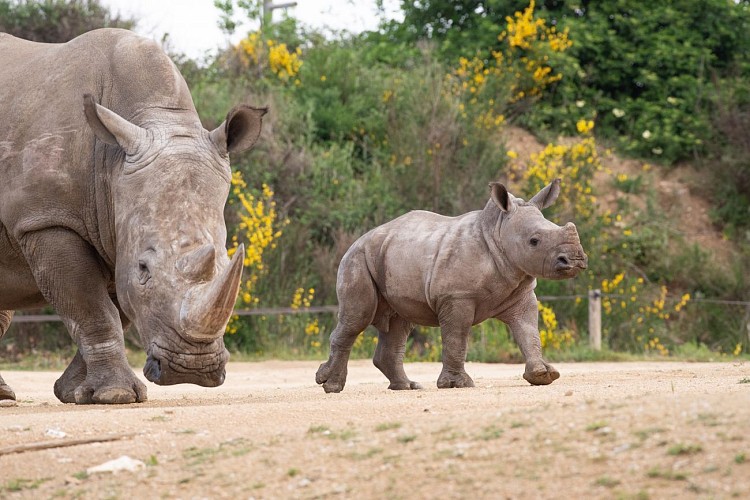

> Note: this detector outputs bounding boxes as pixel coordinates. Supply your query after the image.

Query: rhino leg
[0,311,16,400]
[373,316,422,390]
[20,229,147,404]
[316,254,378,393]
[501,297,560,386]
[436,305,475,389]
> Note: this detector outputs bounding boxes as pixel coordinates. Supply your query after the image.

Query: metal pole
[588,289,602,351]
[263,0,297,28]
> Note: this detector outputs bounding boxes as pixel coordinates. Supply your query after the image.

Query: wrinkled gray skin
[316,179,588,393]
[0,29,266,404]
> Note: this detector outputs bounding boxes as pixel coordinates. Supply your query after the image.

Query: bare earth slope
[1,361,749,499]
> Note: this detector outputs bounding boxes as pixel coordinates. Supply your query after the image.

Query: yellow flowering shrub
[449,0,573,133]
[513,123,601,222]
[236,30,302,82]
[226,172,286,334]
[504,1,571,53]
[238,31,261,66]
[538,302,575,350]
[290,287,314,310]
[268,40,303,81]
[289,287,324,351]
[599,272,692,354]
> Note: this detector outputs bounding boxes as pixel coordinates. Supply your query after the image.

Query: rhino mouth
[144,340,229,387]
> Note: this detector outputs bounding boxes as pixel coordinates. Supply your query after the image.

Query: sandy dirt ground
[0,360,749,499]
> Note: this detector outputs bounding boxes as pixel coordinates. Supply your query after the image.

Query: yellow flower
[576,119,594,134]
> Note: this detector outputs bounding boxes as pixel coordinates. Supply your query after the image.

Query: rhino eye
[529,237,540,247]
[138,260,151,285]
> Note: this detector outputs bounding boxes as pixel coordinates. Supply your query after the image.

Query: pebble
[45,428,67,438]
[87,455,146,474]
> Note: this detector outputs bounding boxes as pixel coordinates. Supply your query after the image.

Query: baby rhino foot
[388,380,423,390]
[437,370,475,389]
[315,361,347,393]
[523,360,560,386]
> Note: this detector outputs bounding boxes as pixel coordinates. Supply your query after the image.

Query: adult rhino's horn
[179,245,244,342]
[176,244,217,283]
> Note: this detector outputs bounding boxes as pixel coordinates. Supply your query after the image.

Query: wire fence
[8,294,750,324]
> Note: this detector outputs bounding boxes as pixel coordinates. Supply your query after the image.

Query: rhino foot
[0,381,16,401]
[65,368,147,405]
[437,370,475,389]
[523,360,560,386]
[72,377,148,404]
[316,361,346,393]
[54,350,88,403]
[388,380,423,390]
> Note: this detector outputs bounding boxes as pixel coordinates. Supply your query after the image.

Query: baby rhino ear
[489,182,514,212]
[529,178,561,210]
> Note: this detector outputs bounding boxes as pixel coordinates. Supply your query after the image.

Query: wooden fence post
[588,289,602,351]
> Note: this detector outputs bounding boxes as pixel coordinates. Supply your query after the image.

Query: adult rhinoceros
[316,179,588,393]
[0,29,265,404]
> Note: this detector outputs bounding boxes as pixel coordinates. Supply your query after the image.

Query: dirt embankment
[1,360,749,499]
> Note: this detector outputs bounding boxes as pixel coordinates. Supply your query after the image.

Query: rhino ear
[83,94,147,155]
[489,182,514,212]
[210,105,267,155]
[529,178,562,210]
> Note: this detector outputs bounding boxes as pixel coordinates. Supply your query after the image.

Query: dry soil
[1,360,749,499]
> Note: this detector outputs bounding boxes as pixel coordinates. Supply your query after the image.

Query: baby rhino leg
[316,251,377,393]
[0,311,16,400]
[373,316,422,390]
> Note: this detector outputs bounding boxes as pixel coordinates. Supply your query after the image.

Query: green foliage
[0,0,135,42]
[381,0,527,62]
[529,0,750,165]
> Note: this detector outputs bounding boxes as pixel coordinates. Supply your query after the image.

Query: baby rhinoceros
[316,179,587,392]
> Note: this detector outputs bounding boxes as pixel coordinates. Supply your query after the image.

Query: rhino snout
[143,354,162,383]
[143,342,229,387]
[555,252,588,271]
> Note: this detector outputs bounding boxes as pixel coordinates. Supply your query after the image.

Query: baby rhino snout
[558,223,588,271]
[555,247,588,273]
[556,251,588,269]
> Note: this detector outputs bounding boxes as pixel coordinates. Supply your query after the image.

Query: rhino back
[0,29,196,129]
[357,210,504,325]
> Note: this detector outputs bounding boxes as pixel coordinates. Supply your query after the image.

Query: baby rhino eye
[529,237,540,247]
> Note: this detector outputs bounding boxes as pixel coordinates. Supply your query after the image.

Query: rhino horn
[179,244,244,341]
[176,244,217,282]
